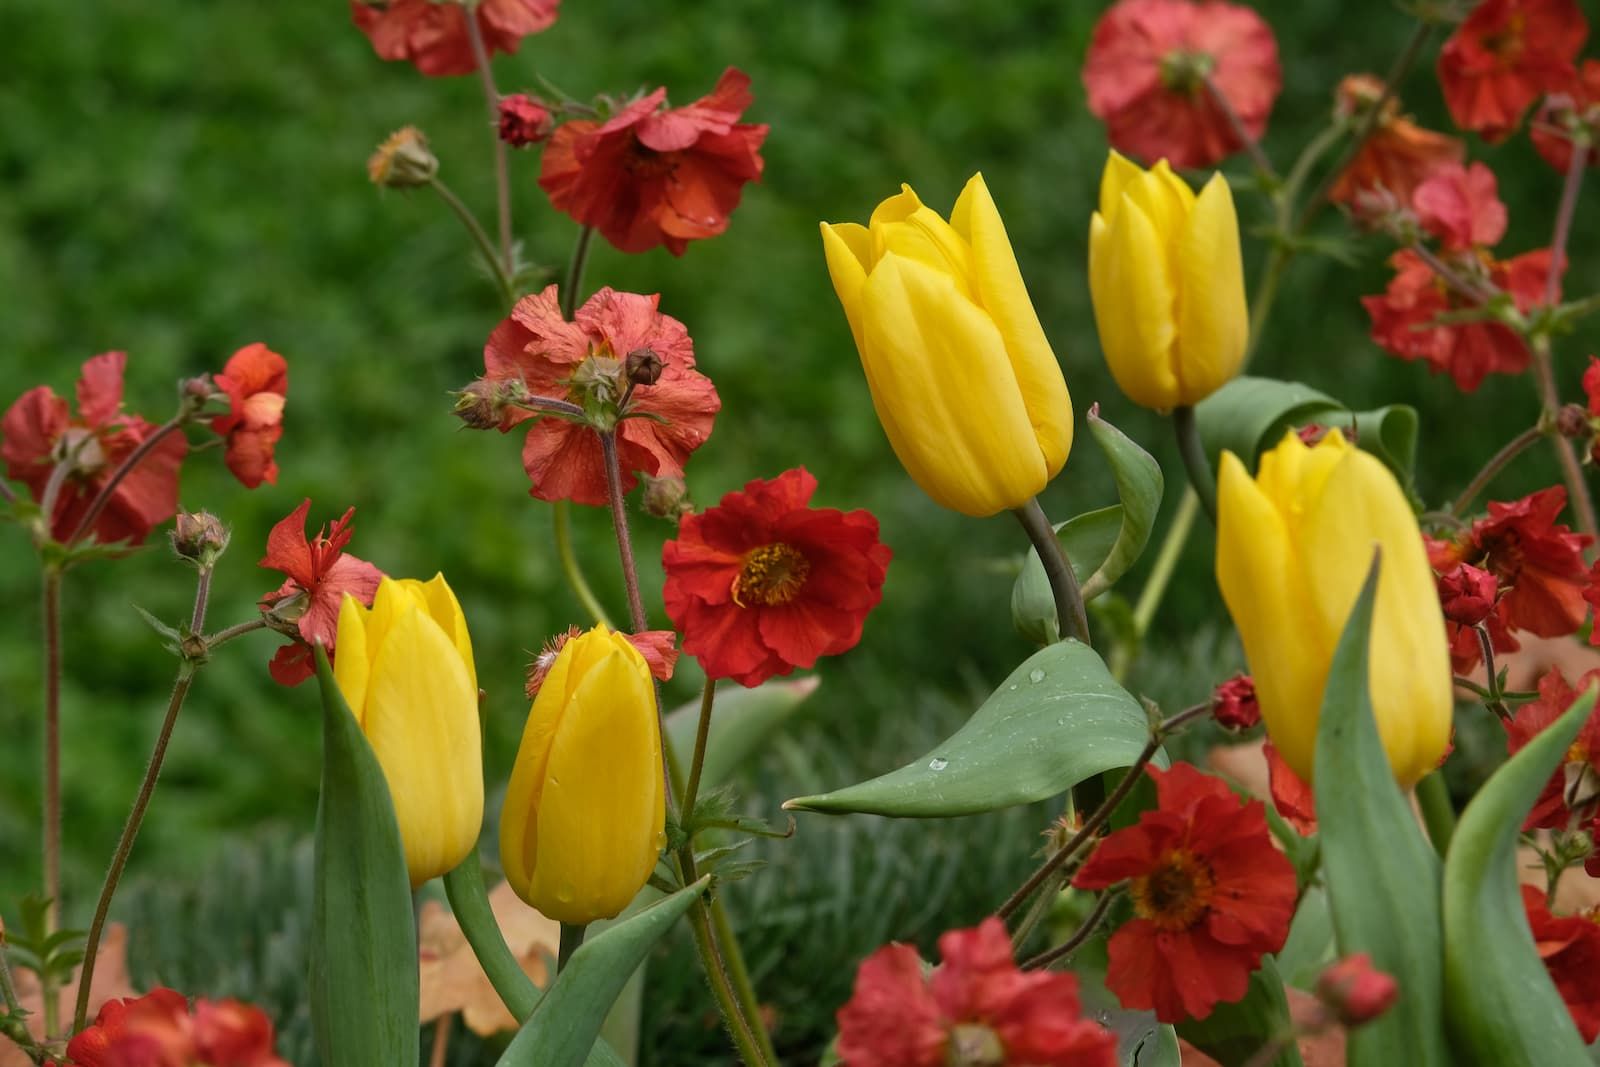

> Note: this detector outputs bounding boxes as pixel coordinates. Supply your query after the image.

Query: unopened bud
[639,473,692,520]
[1436,563,1497,626]
[1333,73,1394,125]
[368,126,438,188]
[453,377,528,431]
[497,94,554,147]
[1211,673,1260,730]
[1296,422,1357,447]
[1316,953,1398,1027]
[171,510,230,566]
[625,347,664,386]
[1557,402,1590,439]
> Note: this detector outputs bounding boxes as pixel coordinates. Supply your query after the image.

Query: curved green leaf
[664,675,819,789]
[783,640,1153,817]
[308,649,419,1067]
[1443,684,1597,1065]
[496,879,710,1067]
[1313,557,1448,1067]
[1011,507,1122,644]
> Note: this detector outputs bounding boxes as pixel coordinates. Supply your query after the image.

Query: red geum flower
[1428,534,1523,672]
[349,0,559,78]
[497,93,553,147]
[662,468,891,687]
[1211,673,1260,730]
[1437,561,1500,627]
[481,285,719,506]
[526,624,677,697]
[1437,0,1587,142]
[1533,58,1600,171]
[0,351,187,545]
[209,343,287,489]
[1329,74,1464,208]
[1584,356,1600,416]
[1413,162,1508,251]
[1315,954,1399,1027]
[1521,885,1600,1042]
[1082,0,1281,169]
[834,916,1118,1067]
[1464,487,1592,639]
[257,499,384,686]
[1263,739,1316,835]
[84,989,290,1067]
[1505,666,1600,829]
[67,989,190,1067]
[1073,762,1297,1023]
[539,68,768,255]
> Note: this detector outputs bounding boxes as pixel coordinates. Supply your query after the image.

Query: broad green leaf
[1313,559,1447,1067]
[1442,684,1597,1065]
[309,649,419,1067]
[1176,957,1302,1067]
[1077,964,1181,1067]
[664,675,819,789]
[783,641,1153,817]
[1275,885,1336,991]
[496,879,709,1067]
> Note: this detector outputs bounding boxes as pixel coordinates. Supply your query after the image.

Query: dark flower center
[945,1023,1005,1067]
[1158,49,1216,96]
[1484,14,1527,62]
[732,543,810,607]
[1130,848,1216,931]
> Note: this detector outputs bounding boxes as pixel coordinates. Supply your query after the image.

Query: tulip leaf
[1075,963,1181,1067]
[308,648,419,1067]
[1012,408,1163,643]
[496,878,710,1067]
[664,675,819,789]
[1442,683,1597,1065]
[1175,956,1302,1067]
[782,640,1153,817]
[1312,558,1448,1067]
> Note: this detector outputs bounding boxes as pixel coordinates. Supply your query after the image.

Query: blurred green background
[1,0,1595,1062]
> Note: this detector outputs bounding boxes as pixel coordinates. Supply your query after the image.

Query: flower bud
[497,93,553,147]
[453,376,529,431]
[1436,562,1497,627]
[1211,673,1261,730]
[1316,953,1399,1026]
[639,472,691,520]
[368,126,438,188]
[170,510,230,567]
[624,347,664,386]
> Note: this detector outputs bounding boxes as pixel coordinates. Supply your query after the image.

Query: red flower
[1466,488,1592,636]
[526,624,677,697]
[498,93,553,147]
[1584,355,1600,416]
[257,499,384,686]
[81,989,289,1067]
[67,989,190,1067]
[1505,666,1600,829]
[1211,673,1260,730]
[1533,59,1600,171]
[1082,0,1281,169]
[1329,75,1464,208]
[1521,885,1600,1042]
[1413,162,1508,251]
[539,68,768,255]
[1436,561,1500,627]
[209,343,286,489]
[1073,762,1297,1023]
[1315,954,1399,1027]
[835,917,1118,1067]
[481,285,719,506]
[349,0,559,78]
[1437,0,1587,141]
[0,351,186,545]
[1263,739,1316,835]
[662,469,891,687]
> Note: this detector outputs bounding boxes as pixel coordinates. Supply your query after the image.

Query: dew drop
[1008,684,1019,691]
[1028,668,1046,684]
[928,757,949,771]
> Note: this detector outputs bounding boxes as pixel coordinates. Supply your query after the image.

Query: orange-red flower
[1533,58,1600,171]
[1505,666,1600,829]
[1315,954,1399,1027]
[1436,561,1500,627]
[1414,162,1508,251]
[67,989,190,1067]
[1437,0,1588,141]
[1073,762,1297,1023]
[1461,488,1591,641]
[1082,0,1280,169]
[835,917,1118,1067]
[525,625,677,697]
[498,93,553,147]
[1263,739,1316,835]
[257,499,384,686]
[481,285,719,506]
[67,987,289,1067]
[1521,885,1600,1042]
[1329,75,1464,208]
[662,469,890,687]
[539,68,768,255]
[209,343,286,489]
[349,0,559,78]
[0,351,186,545]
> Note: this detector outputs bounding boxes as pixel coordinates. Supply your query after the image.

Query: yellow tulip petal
[1150,159,1198,214]
[821,222,872,351]
[1174,174,1248,405]
[951,173,1073,479]
[1097,150,1146,223]
[333,594,371,727]
[1090,198,1180,410]
[877,206,977,299]
[416,572,476,696]
[363,578,420,672]
[1124,166,1191,273]
[869,183,923,229]
[1256,430,1348,531]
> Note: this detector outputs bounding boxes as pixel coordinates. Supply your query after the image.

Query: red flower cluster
[1533,58,1600,171]
[1505,667,1600,830]
[498,93,553,147]
[835,917,1118,1067]
[210,343,287,489]
[1329,75,1463,210]
[349,0,559,78]
[257,499,384,686]
[1521,885,1600,1042]
[66,987,288,1067]
[1211,673,1260,730]
[1,352,186,545]
[1437,0,1587,141]
[540,68,768,255]
[1082,0,1281,169]
[1073,763,1297,1022]
[526,624,677,696]
[663,469,891,687]
[481,285,719,506]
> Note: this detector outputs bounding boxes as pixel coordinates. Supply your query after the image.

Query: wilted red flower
[539,68,768,255]
[1263,739,1316,835]
[1521,885,1600,1042]
[526,624,677,697]
[1437,562,1500,627]
[209,343,287,489]
[498,93,553,147]
[1533,59,1600,171]
[1073,762,1297,1022]
[662,468,891,687]
[1465,487,1592,636]
[1329,75,1464,208]
[1437,0,1587,141]
[481,285,719,506]
[67,989,190,1067]
[1211,673,1260,730]
[257,499,384,686]
[1413,162,1508,251]
[1315,954,1399,1027]
[1426,535,1521,673]
[1082,0,1281,169]
[0,351,187,545]
[349,0,559,78]
[835,917,1118,1067]
[1505,666,1600,829]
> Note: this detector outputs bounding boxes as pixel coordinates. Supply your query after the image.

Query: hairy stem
[41,566,62,940]
[1021,891,1115,970]
[67,419,187,546]
[1204,76,1278,183]
[1013,498,1090,646]
[552,501,613,627]
[680,677,717,828]
[462,10,512,277]
[599,432,647,633]
[561,226,596,320]
[1450,425,1544,516]
[1530,335,1599,539]
[428,176,515,306]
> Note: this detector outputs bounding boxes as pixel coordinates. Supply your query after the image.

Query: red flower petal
[349,0,558,77]
[1438,0,1587,141]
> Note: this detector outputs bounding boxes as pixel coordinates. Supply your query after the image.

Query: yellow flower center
[1129,848,1216,931]
[945,1024,1005,1067]
[731,543,810,607]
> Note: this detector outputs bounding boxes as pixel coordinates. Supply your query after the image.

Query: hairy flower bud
[453,376,529,431]
[1316,954,1399,1026]
[171,510,230,567]
[624,347,665,386]
[368,126,438,188]
[639,472,691,520]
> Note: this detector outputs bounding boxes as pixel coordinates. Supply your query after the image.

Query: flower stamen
[731,543,811,607]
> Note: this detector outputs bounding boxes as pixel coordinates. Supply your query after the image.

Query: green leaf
[1275,885,1336,990]
[1176,957,1302,1067]
[496,879,710,1067]
[783,640,1154,817]
[1312,558,1448,1067]
[1076,964,1180,1067]
[1442,683,1597,1065]
[308,648,419,1067]
[663,675,819,789]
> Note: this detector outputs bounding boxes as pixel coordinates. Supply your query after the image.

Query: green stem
[461,8,513,278]
[204,617,269,649]
[1012,498,1090,646]
[682,886,770,1066]
[680,678,716,828]
[1021,890,1115,970]
[442,851,540,1022]
[1415,772,1456,857]
[1172,405,1218,524]
[1110,489,1199,683]
[40,563,62,1042]
[1450,425,1544,516]
[709,897,779,1063]
[428,176,515,307]
[557,922,587,973]
[561,226,596,320]
[1530,335,1599,540]
[552,502,612,627]
[1243,245,1288,367]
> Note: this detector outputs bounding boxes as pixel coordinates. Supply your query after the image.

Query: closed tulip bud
[500,626,665,924]
[1216,430,1451,787]
[1088,151,1248,411]
[334,575,482,887]
[820,174,1073,517]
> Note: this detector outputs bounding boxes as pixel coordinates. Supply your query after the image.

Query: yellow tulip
[335,574,483,887]
[499,626,665,924]
[820,173,1073,517]
[1088,151,1248,411]
[1215,430,1452,787]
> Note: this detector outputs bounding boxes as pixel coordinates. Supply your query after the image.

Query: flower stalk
[1013,498,1089,646]
[441,852,540,1022]
[1173,405,1218,523]
[461,9,513,278]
